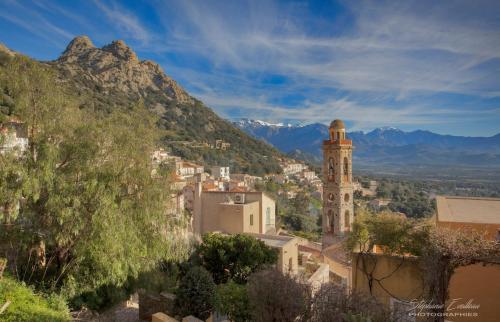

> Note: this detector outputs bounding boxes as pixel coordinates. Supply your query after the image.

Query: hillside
[2,37,284,175]
[234,119,500,175]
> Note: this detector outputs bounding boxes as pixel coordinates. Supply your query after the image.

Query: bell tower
[322,119,354,240]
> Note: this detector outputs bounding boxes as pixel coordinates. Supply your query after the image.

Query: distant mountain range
[234,119,500,169]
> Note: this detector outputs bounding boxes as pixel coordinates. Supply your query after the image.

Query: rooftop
[436,196,500,225]
[249,233,296,248]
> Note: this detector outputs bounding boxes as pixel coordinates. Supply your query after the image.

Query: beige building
[369,198,392,210]
[435,196,500,240]
[250,233,299,274]
[351,196,500,322]
[192,183,276,236]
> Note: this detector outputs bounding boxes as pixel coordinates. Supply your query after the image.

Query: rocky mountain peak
[61,36,95,57]
[102,39,138,62]
[54,36,192,104]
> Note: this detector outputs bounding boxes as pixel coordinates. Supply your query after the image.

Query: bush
[311,283,391,322]
[0,276,70,322]
[247,269,311,322]
[214,280,252,322]
[193,233,278,284]
[175,266,215,320]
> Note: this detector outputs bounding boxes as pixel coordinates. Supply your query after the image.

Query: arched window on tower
[345,210,350,231]
[328,157,335,181]
[343,157,349,182]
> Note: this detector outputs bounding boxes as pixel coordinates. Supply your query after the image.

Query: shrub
[247,269,311,322]
[214,280,252,322]
[0,276,70,322]
[193,233,278,284]
[175,266,215,320]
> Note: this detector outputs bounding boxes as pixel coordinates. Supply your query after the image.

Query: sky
[1,0,499,136]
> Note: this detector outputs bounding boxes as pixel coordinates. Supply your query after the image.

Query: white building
[281,162,307,176]
[176,161,204,179]
[0,119,28,155]
[211,166,230,180]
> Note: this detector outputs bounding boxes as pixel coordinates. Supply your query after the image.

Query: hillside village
[0,34,499,322]
[3,110,499,322]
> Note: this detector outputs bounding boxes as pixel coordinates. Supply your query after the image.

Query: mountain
[0,36,284,175]
[234,119,500,170]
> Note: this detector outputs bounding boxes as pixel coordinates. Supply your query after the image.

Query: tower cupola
[329,119,346,141]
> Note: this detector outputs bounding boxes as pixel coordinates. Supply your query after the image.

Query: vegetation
[175,266,216,320]
[0,54,190,308]
[255,180,322,240]
[0,275,70,322]
[247,269,311,322]
[190,233,278,284]
[311,283,391,322]
[214,280,252,322]
[375,180,435,218]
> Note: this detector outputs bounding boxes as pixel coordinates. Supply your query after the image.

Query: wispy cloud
[0,0,498,135]
[92,0,151,45]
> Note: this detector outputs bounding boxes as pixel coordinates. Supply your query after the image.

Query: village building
[280,161,307,176]
[0,118,28,155]
[352,196,500,322]
[192,183,276,236]
[210,166,230,180]
[176,161,204,179]
[435,196,500,240]
[368,198,392,210]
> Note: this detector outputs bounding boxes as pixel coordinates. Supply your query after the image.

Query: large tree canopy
[0,55,189,300]
[191,233,278,284]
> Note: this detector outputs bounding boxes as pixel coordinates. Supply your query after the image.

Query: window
[344,193,350,202]
[289,257,293,272]
[266,207,271,225]
[250,214,254,226]
[343,157,350,182]
[328,157,335,181]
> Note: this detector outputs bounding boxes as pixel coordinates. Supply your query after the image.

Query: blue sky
[1,0,500,136]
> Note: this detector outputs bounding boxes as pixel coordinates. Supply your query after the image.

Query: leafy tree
[175,266,216,320]
[0,55,190,303]
[247,269,311,322]
[192,233,277,284]
[214,280,252,322]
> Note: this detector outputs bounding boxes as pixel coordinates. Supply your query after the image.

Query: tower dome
[330,119,345,130]
[329,119,346,141]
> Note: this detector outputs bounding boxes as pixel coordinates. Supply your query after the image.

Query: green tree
[0,55,189,303]
[192,233,278,284]
[175,266,216,320]
[214,280,252,322]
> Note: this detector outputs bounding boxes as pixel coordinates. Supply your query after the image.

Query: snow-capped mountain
[233,119,500,169]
